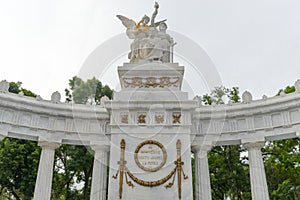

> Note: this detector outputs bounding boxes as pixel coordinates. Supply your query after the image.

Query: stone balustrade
[192,89,300,146]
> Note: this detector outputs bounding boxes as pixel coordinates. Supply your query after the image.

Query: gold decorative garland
[112,139,188,200]
[126,166,176,187]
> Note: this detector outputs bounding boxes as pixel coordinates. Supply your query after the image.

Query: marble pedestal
[105,63,196,200]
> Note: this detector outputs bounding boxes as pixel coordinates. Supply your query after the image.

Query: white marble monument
[1,2,300,200]
[105,62,195,200]
[106,3,195,199]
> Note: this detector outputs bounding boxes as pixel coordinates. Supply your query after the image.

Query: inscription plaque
[134,140,167,172]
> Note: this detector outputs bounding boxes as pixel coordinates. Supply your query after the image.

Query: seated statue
[117,2,175,63]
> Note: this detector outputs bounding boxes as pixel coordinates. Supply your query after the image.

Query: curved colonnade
[0,80,300,200]
[192,83,300,200]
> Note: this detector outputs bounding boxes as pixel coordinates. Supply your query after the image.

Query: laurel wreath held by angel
[117,2,175,63]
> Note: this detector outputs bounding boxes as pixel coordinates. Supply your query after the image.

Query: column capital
[90,141,110,152]
[243,141,265,149]
[242,137,265,149]
[38,140,61,150]
[191,143,212,153]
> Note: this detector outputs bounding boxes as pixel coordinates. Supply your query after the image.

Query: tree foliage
[277,85,295,96]
[209,146,251,200]
[202,86,240,105]
[65,76,113,104]
[263,139,300,199]
[8,82,37,97]
[0,138,40,200]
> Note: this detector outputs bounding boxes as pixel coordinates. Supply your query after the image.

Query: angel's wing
[116,15,136,29]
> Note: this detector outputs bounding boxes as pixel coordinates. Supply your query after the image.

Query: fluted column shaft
[90,144,110,200]
[33,141,60,200]
[192,145,212,200]
[244,142,269,200]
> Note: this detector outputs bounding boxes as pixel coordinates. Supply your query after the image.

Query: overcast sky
[0,0,299,100]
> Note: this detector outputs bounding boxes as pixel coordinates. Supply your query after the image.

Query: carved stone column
[243,142,269,200]
[192,145,212,200]
[33,141,60,200]
[90,143,110,200]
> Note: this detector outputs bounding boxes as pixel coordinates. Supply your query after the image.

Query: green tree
[277,85,295,96]
[209,146,250,200]
[0,138,40,200]
[65,76,113,104]
[52,144,80,200]
[8,81,37,97]
[0,82,39,199]
[202,86,240,105]
[264,138,300,199]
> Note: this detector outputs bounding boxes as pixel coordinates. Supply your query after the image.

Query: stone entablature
[0,92,109,145]
[192,90,300,145]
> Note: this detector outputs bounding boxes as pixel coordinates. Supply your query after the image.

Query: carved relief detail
[263,115,273,130]
[155,114,164,124]
[172,113,181,124]
[138,113,146,124]
[12,113,20,124]
[212,121,223,133]
[123,76,180,88]
[65,119,74,132]
[246,118,255,130]
[48,118,55,129]
[282,111,292,127]
[120,113,129,124]
[30,115,39,127]
[229,120,238,131]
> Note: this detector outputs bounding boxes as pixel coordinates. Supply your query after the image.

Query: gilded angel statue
[116,2,174,63]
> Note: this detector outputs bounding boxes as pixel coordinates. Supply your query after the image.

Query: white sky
[0,0,299,100]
